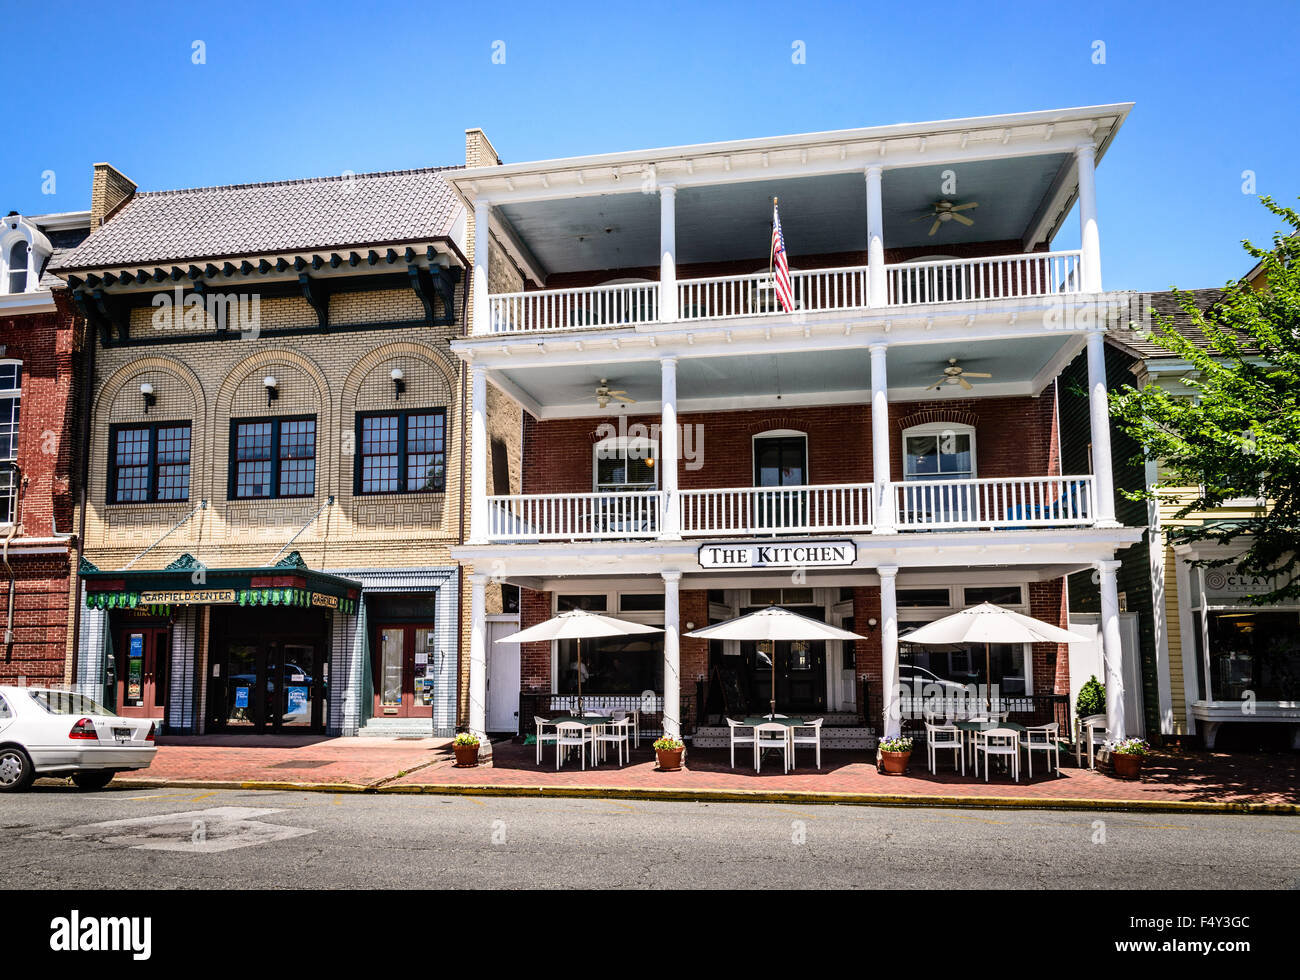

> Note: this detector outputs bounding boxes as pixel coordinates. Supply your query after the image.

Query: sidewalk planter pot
[452,733,481,768]
[653,736,685,772]
[878,735,914,775]
[1110,737,1149,779]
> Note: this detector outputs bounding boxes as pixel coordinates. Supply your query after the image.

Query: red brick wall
[0,291,81,685]
[1028,578,1070,695]
[519,587,553,693]
[523,396,1060,493]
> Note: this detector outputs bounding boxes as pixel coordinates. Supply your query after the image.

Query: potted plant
[452,731,481,767]
[1110,737,1149,778]
[878,735,914,775]
[653,735,685,771]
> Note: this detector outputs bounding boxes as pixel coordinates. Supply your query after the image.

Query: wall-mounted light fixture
[139,382,156,413]
[263,375,279,407]
[391,367,405,400]
[867,618,878,629]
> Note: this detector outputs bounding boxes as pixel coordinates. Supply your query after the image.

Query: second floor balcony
[484,474,1098,542]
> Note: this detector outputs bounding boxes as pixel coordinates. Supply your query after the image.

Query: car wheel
[0,746,34,792]
[70,770,115,791]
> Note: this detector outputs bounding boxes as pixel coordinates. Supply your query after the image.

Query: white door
[486,619,521,733]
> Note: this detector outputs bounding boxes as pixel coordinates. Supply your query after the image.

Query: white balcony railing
[482,251,1085,333]
[487,490,663,540]
[481,475,1096,541]
[886,251,1082,307]
[677,266,868,321]
[488,280,659,333]
[679,484,874,537]
[892,476,1095,530]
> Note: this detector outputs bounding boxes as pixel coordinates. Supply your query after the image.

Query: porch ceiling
[494,334,1077,415]
[495,154,1073,277]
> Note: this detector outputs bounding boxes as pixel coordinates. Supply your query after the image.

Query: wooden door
[117,627,169,719]
[373,624,435,718]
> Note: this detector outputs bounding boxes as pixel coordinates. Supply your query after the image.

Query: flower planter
[1112,752,1142,779]
[453,744,480,768]
[655,748,684,772]
[880,749,912,775]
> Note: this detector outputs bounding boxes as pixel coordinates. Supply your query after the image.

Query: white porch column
[878,565,901,738]
[659,355,680,539]
[659,184,678,322]
[1086,330,1118,526]
[468,572,488,738]
[1097,559,1126,743]
[865,166,886,307]
[468,365,489,543]
[661,570,681,740]
[869,344,895,532]
[472,199,491,335]
[1075,144,1103,292]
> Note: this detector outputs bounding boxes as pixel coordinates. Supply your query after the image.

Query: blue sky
[4,0,1295,291]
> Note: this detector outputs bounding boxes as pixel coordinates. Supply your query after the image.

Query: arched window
[901,421,976,481]
[7,241,27,294]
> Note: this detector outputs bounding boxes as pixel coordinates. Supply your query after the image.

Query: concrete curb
[111,776,1300,816]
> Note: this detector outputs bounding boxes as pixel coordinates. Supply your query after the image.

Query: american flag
[770,199,794,313]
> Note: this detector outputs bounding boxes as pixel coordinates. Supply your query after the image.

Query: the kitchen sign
[698,540,857,570]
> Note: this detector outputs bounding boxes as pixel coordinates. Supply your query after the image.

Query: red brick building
[448,105,1146,751]
[0,210,91,686]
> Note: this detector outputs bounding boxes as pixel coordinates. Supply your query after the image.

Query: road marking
[31,806,316,853]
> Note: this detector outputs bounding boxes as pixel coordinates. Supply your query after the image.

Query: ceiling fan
[927,358,992,391]
[912,199,979,236]
[595,379,636,409]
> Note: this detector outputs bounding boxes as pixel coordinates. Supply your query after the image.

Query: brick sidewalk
[106,736,1299,809]
[113,734,454,788]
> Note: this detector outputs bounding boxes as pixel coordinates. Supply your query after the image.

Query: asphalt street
[3,785,1298,889]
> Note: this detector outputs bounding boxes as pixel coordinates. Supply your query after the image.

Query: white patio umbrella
[685,606,866,718]
[900,602,1087,715]
[495,609,662,716]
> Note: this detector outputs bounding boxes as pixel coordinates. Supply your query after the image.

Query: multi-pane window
[6,242,27,294]
[230,417,317,499]
[0,362,20,466]
[109,423,192,503]
[357,410,446,494]
[594,438,657,492]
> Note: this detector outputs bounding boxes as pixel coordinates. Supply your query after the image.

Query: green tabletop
[548,715,613,726]
[953,720,1026,732]
[742,716,805,727]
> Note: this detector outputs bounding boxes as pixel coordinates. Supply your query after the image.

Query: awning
[79,551,360,615]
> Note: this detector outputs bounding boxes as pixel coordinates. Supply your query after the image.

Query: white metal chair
[791,718,823,770]
[1020,722,1061,777]
[925,721,964,775]
[553,721,589,771]
[592,715,632,768]
[534,716,559,765]
[973,727,1020,782]
[754,722,791,773]
[1075,713,1108,770]
[725,718,756,769]
[613,708,640,748]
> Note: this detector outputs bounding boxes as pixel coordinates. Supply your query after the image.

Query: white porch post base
[879,564,901,739]
[1098,559,1126,743]
[468,573,489,742]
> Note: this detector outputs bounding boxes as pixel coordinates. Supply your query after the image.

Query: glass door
[277,643,318,729]
[116,627,170,719]
[373,624,436,718]
[224,642,261,729]
[753,436,807,530]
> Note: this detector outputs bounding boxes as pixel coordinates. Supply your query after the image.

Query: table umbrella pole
[985,641,992,713]
[577,636,584,716]
[770,642,776,719]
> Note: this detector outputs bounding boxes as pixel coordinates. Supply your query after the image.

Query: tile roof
[1117,288,1236,358]
[51,166,464,271]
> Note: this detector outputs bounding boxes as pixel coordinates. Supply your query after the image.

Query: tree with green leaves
[1110,196,1299,605]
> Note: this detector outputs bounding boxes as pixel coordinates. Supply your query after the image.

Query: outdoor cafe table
[546,715,614,766]
[743,716,805,766]
[953,719,1025,774]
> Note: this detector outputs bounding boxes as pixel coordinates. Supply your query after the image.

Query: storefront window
[1206,610,1300,702]
[900,631,1026,695]
[557,633,663,694]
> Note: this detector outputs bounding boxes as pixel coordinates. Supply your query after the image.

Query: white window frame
[0,359,21,526]
[592,435,659,493]
[550,587,665,694]
[902,421,977,481]
[0,216,51,297]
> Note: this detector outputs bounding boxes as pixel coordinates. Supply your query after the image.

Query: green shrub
[1076,675,1106,718]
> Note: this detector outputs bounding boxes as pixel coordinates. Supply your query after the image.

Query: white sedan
[0,686,159,791]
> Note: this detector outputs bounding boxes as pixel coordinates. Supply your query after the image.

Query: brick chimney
[465,129,501,169]
[90,162,137,228]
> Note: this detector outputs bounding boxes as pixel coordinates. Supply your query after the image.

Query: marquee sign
[698,540,857,570]
[140,589,236,605]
